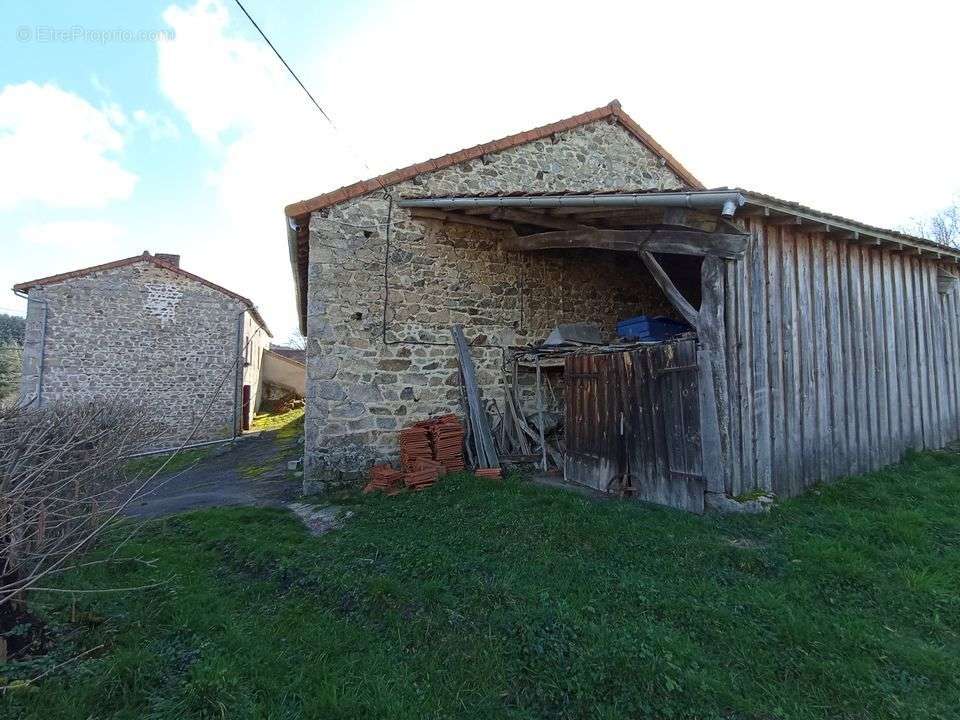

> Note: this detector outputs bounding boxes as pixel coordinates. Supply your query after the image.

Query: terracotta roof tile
[283,99,703,219]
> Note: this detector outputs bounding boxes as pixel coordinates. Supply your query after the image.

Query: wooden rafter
[408,208,516,233]
[488,208,588,231]
[500,227,748,258]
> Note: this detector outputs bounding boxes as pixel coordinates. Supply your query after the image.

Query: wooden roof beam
[488,208,590,231]
[501,227,748,258]
[409,208,516,233]
[765,211,802,226]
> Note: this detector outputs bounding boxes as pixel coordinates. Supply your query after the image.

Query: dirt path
[124,430,302,519]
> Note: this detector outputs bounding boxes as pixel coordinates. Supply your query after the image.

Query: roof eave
[737,191,960,260]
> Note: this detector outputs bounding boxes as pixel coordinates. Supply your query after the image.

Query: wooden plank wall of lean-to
[725,218,960,498]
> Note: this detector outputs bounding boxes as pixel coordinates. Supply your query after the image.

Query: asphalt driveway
[125,429,303,519]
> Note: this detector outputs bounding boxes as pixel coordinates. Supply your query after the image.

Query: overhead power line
[231,0,336,127]
[231,0,384,187]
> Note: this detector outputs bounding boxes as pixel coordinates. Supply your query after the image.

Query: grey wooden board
[838,240,857,476]
[750,219,772,490]
[451,324,499,467]
[892,253,911,454]
[722,221,960,497]
[737,237,754,491]
[634,473,706,514]
[862,246,880,470]
[724,258,742,495]
[870,249,889,467]
[824,238,846,477]
[766,227,787,492]
[881,250,900,463]
[780,230,802,494]
[796,232,818,485]
[811,233,831,481]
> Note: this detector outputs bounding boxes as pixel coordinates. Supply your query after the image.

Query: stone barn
[13,252,271,449]
[284,100,960,509]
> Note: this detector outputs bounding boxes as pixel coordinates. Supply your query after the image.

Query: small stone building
[284,99,960,509]
[13,252,271,449]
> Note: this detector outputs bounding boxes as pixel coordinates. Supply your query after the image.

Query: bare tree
[0,402,163,659]
[906,196,960,248]
[285,330,307,351]
[0,344,20,401]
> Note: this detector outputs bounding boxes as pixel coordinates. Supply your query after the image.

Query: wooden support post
[535,356,548,471]
[697,255,729,494]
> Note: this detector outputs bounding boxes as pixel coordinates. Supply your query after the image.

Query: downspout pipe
[233,307,247,440]
[398,191,746,215]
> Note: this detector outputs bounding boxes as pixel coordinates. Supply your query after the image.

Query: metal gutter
[398,191,746,214]
[286,216,308,336]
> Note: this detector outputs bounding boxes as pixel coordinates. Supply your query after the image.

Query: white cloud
[156,0,960,340]
[132,109,181,141]
[157,0,361,339]
[0,82,139,211]
[20,221,128,247]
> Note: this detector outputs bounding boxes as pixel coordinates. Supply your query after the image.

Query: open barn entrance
[399,191,748,511]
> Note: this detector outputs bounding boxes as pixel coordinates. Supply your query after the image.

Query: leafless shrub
[905,197,960,248]
[0,401,163,641]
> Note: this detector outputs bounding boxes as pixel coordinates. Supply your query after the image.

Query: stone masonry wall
[19,261,254,448]
[305,118,688,487]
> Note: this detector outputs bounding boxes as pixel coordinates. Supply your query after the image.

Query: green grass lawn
[123,446,212,478]
[3,451,960,719]
[250,406,304,439]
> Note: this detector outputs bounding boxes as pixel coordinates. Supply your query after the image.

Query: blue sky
[2,1,959,339]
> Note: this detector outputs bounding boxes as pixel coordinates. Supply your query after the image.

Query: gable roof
[284,100,704,332]
[13,252,271,336]
[285,100,702,221]
[284,100,702,220]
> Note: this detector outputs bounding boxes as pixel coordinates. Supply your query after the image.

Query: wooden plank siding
[725,223,960,496]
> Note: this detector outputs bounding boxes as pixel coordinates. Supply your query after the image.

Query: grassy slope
[250,407,304,438]
[3,451,960,719]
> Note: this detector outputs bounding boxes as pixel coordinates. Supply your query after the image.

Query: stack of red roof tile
[474,467,502,480]
[404,466,439,491]
[425,414,466,472]
[412,457,446,477]
[399,425,432,471]
[364,464,404,494]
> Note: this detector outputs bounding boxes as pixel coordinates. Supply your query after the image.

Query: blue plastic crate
[617,315,690,341]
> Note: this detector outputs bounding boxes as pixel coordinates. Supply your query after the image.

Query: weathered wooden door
[564,338,705,512]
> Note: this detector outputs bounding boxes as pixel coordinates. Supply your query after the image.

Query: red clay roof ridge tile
[283,99,703,219]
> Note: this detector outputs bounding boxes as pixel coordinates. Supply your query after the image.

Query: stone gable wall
[305,118,689,486]
[19,261,260,447]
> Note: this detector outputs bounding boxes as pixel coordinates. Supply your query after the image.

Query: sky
[1,0,959,341]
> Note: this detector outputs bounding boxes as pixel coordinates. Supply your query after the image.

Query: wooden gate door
[564,338,705,512]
